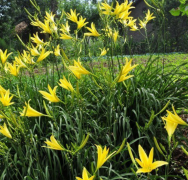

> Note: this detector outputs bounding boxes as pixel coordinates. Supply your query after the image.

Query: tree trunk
[50,0,58,13]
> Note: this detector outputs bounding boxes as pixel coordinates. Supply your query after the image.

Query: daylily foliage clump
[0,0,187,180]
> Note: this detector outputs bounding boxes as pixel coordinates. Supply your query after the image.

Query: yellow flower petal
[20,100,44,117]
[135,145,168,174]
[43,135,64,150]
[0,123,12,139]
[39,85,60,103]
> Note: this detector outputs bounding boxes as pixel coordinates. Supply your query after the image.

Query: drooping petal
[164,120,178,138]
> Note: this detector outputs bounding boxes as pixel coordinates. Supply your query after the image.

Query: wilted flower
[135,145,168,173]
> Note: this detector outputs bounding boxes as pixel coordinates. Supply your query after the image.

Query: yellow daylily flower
[54,45,61,56]
[0,49,13,64]
[31,19,41,27]
[112,1,123,17]
[45,11,55,22]
[7,62,20,76]
[60,33,73,40]
[31,19,52,34]
[30,44,40,56]
[0,89,14,106]
[60,21,70,33]
[43,135,64,150]
[0,123,12,139]
[100,2,112,15]
[118,10,131,20]
[139,19,147,29]
[145,9,155,22]
[96,145,116,170]
[40,20,52,34]
[58,76,74,92]
[31,32,44,45]
[135,145,168,173]
[20,100,45,117]
[69,59,90,79]
[66,9,79,23]
[117,58,138,82]
[162,105,187,126]
[14,56,27,68]
[99,48,108,56]
[130,24,138,31]
[36,47,52,63]
[121,18,137,27]
[39,84,61,103]
[51,22,58,33]
[76,167,95,180]
[77,16,88,29]
[112,0,134,20]
[21,50,35,64]
[162,105,187,138]
[85,23,100,37]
